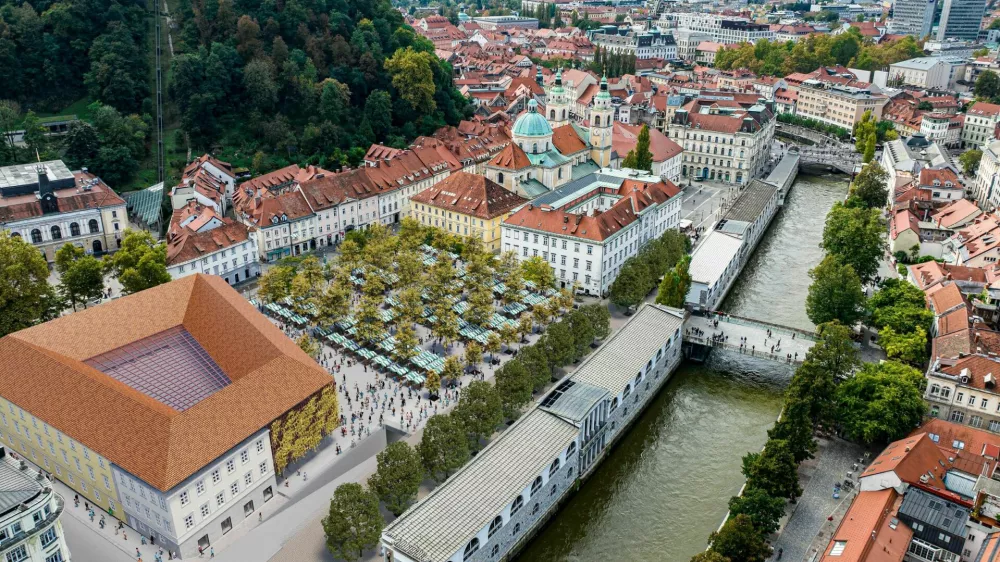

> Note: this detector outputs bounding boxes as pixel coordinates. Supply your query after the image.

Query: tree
[836,361,926,444]
[496,251,525,305]
[728,487,786,536]
[850,162,889,209]
[742,439,802,501]
[495,359,533,419]
[102,230,170,295]
[522,256,556,289]
[54,243,85,277]
[975,70,1000,100]
[418,414,469,482]
[322,483,383,562]
[609,259,652,309]
[806,255,866,327]
[768,401,817,463]
[708,514,771,562]
[960,149,983,176]
[367,441,423,516]
[485,332,502,363]
[822,202,884,284]
[297,334,321,359]
[580,303,611,340]
[655,255,692,308]
[384,47,437,111]
[453,380,502,450]
[544,321,575,367]
[567,309,595,362]
[863,133,875,164]
[690,551,731,562]
[519,343,552,391]
[60,255,105,311]
[464,341,484,370]
[290,256,325,314]
[258,265,296,304]
[424,370,441,396]
[621,124,654,172]
[878,326,928,365]
[63,122,101,169]
[441,355,464,385]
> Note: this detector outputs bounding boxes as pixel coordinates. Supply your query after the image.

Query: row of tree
[852,110,898,164]
[0,229,170,338]
[714,29,923,76]
[322,303,611,561]
[698,321,927,562]
[776,112,850,142]
[588,45,637,78]
[609,230,691,309]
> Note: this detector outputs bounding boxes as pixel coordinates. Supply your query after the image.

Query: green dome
[512,99,552,138]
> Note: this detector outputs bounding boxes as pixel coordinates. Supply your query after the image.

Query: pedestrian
[210,547,215,558]
[137,548,142,558]
[199,546,204,557]
[259,512,263,522]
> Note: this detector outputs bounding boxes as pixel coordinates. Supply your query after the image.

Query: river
[515,172,850,562]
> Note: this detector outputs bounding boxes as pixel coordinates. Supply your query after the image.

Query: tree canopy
[822,202,884,284]
[836,361,926,444]
[322,483,383,562]
[806,255,866,327]
[0,232,59,336]
[103,230,171,295]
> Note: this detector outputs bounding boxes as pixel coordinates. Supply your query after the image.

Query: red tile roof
[551,124,588,155]
[820,489,911,562]
[860,433,950,487]
[166,219,251,266]
[890,209,920,240]
[612,122,682,163]
[0,172,125,222]
[410,171,527,219]
[488,143,532,170]
[0,275,332,491]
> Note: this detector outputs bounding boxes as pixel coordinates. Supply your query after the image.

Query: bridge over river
[683,312,816,365]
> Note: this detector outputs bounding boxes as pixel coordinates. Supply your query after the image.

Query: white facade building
[669,14,775,44]
[501,168,683,296]
[888,56,967,90]
[0,448,70,562]
[973,140,1000,211]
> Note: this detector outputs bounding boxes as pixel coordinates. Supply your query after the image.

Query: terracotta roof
[918,168,960,189]
[488,143,532,170]
[938,306,971,336]
[934,329,972,360]
[890,209,920,240]
[0,275,331,491]
[820,489,911,562]
[934,199,982,229]
[860,433,950,487]
[0,172,126,223]
[937,354,1000,393]
[612,122,682,164]
[410,171,527,219]
[504,178,681,242]
[915,418,1000,476]
[929,282,966,316]
[551,124,588,155]
[167,219,251,266]
[969,101,1000,117]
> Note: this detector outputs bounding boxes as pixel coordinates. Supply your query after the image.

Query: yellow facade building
[0,395,120,514]
[410,171,528,252]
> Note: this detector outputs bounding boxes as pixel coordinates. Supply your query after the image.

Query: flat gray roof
[898,487,969,537]
[722,179,779,223]
[688,229,744,285]
[0,160,73,191]
[383,408,577,562]
[570,304,685,393]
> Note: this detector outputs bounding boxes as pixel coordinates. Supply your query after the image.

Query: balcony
[0,495,64,552]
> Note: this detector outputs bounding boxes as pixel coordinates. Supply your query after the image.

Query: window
[830,541,847,556]
[492,544,500,557]
[550,484,557,496]
[231,481,239,496]
[89,219,99,234]
[216,491,225,507]
[983,398,989,409]
[6,546,28,562]
[530,476,542,497]
[197,481,205,495]
[971,416,983,428]
[951,410,966,423]
[549,458,561,478]
[256,439,264,453]
[40,526,57,547]
[488,515,503,539]
[201,504,210,518]
[45,553,63,562]
[260,461,268,476]
[184,515,194,529]
[511,495,524,515]
[567,442,576,457]
[180,491,189,506]
[244,472,253,486]
[463,539,480,561]
[227,459,235,473]
[212,469,221,484]
[243,500,254,516]
[50,226,61,240]
[70,223,80,237]
[241,450,250,464]
[221,517,233,535]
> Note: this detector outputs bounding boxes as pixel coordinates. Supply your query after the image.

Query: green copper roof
[596,75,611,100]
[512,99,553,138]
[527,149,571,169]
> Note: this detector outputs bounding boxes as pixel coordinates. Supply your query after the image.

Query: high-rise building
[936,0,987,41]
[891,0,936,37]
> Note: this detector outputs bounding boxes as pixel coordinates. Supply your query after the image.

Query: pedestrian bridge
[683,313,816,365]
[793,147,860,175]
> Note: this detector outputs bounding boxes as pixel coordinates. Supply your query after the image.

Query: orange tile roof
[929,282,966,316]
[410,171,527,219]
[914,418,1000,476]
[933,199,981,229]
[860,433,950,487]
[612,122,682,163]
[821,490,911,562]
[166,219,251,266]
[890,209,920,240]
[0,275,332,491]
[551,124,588,155]
[488,143,532,170]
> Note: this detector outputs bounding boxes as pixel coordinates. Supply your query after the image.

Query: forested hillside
[0,0,149,114]
[169,0,471,169]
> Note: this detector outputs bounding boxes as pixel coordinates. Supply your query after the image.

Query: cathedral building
[484,71,614,199]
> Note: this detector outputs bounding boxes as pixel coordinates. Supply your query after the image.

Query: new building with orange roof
[0,275,334,557]
[820,489,912,562]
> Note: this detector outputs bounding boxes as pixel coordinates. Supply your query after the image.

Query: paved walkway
[685,314,816,364]
[769,436,868,562]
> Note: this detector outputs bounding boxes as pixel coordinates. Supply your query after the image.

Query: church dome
[512,99,553,138]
